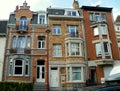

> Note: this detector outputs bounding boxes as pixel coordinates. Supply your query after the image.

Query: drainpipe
[46,29,50,91]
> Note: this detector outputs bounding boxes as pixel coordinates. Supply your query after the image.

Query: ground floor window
[67,67,82,82]
[9,58,29,76]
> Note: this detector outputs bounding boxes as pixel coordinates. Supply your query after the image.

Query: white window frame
[95,43,102,56]
[100,25,107,35]
[38,36,46,49]
[67,11,77,16]
[66,42,82,57]
[67,25,78,37]
[13,59,24,76]
[39,15,45,24]
[67,66,82,82]
[53,44,62,57]
[25,59,29,76]
[52,25,61,35]
[93,27,99,36]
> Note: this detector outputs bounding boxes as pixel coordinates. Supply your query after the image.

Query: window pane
[101,13,106,21]
[67,25,78,37]
[71,43,80,56]
[17,36,25,48]
[15,60,22,65]
[52,25,61,35]
[94,27,99,36]
[72,11,76,16]
[72,67,81,80]
[19,17,27,30]
[67,67,70,81]
[15,67,22,74]
[26,36,30,48]
[95,43,102,56]
[89,13,94,21]
[13,36,17,48]
[104,42,108,52]
[39,15,45,24]
[100,25,107,35]
[38,36,45,48]
[53,44,62,57]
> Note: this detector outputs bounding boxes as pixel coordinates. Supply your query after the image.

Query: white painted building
[0,20,7,81]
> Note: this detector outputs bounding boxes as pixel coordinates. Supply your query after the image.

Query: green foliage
[0,82,33,91]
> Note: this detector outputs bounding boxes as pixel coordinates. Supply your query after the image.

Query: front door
[36,65,45,82]
[50,68,59,87]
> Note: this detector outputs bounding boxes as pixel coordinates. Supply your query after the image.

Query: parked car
[95,85,120,91]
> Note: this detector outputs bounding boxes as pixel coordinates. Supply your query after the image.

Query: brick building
[47,0,86,88]
[3,1,50,90]
[2,0,120,91]
[81,6,120,84]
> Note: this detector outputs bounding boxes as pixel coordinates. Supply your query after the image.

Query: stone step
[34,82,47,91]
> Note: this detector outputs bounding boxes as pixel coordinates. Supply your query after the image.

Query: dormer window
[67,11,76,16]
[19,16,27,31]
[39,15,45,24]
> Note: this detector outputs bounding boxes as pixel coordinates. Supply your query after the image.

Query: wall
[0,37,6,81]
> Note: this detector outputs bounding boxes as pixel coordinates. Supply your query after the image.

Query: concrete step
[34,82,47,91]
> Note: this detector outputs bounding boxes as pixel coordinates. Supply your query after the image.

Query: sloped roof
[47,8,65,15]
[0,20,8,34]
[81,6,112,12]
[115,15,120,23]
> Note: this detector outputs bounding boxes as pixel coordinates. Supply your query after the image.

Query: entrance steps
[34,82,47,91]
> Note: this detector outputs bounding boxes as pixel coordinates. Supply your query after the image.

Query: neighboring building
[115,15,120,54]
[0,20,7,81]
[81,6,120,85]
[3,1,50,90]
[47,0,86,88]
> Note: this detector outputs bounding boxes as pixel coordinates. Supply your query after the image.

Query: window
[103,42,109,54]
[89,13,94,21]
[52,25,61,35]
[100,25,107,35]
[17,36,25,48]
[19,17,27,31]
[67,25,78,37]
[95,43,102,56]
[66,42,82,56]
[9,59,29,76]
[67,11,76,16]
[25,60,29,75]
[67,67,81,81]
[26,36,30,48]
[95,42,110,57]
[14,59,23,75]
[94,27,99,36]
[38,36,45,49]
[71,43,80,56]
[89,13,106,22]
[53,44,62,57]
[13,36,17,48]
[12,36,31,49]
[39,15,45,24]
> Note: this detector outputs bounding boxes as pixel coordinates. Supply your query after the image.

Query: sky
[0,0,120,20]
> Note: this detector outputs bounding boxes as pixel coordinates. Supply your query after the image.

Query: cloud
[113,8,120,20]
[91,0,102,6]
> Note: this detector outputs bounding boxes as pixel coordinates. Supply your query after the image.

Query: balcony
[9,48,31,54]
[96,59,113,66]
[16,25,28,33]
[65,32,82,39]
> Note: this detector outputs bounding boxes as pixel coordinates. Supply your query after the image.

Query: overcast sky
[0,0,120,20]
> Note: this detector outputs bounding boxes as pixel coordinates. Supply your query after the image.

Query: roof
[81,6,112,12]
[115,15,120,23]
[47,8,65,15]
[0,20,8,34]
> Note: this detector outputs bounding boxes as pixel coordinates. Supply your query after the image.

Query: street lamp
[46,29,50,91]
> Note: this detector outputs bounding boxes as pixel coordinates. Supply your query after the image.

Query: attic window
[67,11,77,16]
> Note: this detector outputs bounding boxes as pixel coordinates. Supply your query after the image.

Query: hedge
[0,82,33,91]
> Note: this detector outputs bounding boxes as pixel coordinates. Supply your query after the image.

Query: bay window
[67,67,82,82]
[66,42,82,56]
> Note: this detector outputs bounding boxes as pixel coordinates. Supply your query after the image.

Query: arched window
[19,16,27,31]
